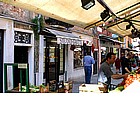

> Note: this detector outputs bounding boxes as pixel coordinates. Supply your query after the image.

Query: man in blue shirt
[83,52,95,84]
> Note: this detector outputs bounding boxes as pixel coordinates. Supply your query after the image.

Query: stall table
[79,84,106,93]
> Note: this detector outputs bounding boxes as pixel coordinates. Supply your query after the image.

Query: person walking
[83,52,95,84]
[98,52,128,92]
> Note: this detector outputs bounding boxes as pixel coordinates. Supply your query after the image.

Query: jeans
[84,66,92,84]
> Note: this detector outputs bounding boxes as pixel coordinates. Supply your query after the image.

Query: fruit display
[109,86,124,93]
[115,67,140,92]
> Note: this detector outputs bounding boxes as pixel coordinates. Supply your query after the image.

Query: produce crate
[64,81,73,93]
[4,63,29,93]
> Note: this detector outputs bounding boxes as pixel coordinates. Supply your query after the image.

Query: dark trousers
[84,66,92,84]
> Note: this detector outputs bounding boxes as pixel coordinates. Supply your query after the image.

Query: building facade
[0,2,126,92]
[0,3,35,92]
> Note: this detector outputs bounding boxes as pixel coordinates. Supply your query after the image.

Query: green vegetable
[116,86,124,91]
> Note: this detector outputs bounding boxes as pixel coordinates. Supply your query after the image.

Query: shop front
[14,27,34,87]
[99,35,124,62]
[72,32,98,76]
[38,28,83,86]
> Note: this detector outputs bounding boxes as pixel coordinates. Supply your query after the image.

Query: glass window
[74,46,83,69]
[59,44,65,74]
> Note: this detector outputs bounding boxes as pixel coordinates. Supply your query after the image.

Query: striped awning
[43,28,83,45]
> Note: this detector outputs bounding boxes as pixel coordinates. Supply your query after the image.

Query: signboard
[18,64,28,69]
[57,37,83,45]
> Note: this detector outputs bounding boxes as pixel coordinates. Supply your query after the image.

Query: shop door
[45,45,59,84]
[14,46,28,87]
[0,30,4,92]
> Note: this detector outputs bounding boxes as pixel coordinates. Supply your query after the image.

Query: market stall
[79,67,140,93]
[4,63,73,93]
[79,83,106,93]
[110,67,140,93]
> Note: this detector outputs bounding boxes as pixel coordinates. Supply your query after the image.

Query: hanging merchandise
[70,45,76,51]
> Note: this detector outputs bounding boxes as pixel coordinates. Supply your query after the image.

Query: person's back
[83,53,95,84]
[121,52,132,74]
[121,54,127,74]
[83,55,95,66]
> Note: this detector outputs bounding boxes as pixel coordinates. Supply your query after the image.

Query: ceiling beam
[106,12,140,28]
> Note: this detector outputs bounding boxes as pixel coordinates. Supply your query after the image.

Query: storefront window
[59,44,65,74]
[74,46,83,69]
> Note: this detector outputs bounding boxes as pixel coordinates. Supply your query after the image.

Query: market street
[72,66,124,93]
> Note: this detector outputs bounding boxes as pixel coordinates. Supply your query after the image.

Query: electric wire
[133,23,140,27]
[116,24,127,31]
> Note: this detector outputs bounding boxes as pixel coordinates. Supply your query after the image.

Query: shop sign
[57,37,83,45]
[18,63,28,69]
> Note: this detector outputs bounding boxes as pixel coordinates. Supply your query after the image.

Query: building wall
[38,35,44,86]
[0,17,35,91]
[67,45,84,81]
[0,2,34,21]
[0,3,35,91]
[0,18,14,90]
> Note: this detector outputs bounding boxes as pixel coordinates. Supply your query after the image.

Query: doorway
[0,30,4,92]
[45,37,59,84]
[44,37,65,85]
[14,46,28,87]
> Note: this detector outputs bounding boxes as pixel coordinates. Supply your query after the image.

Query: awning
[1,0,139,37]
[99,34,124,44]
[43,28,83,45]
[122,48,139,52]
[109,38,125,44]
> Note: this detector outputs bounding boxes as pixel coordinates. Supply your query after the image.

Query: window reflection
[74,46,83,69]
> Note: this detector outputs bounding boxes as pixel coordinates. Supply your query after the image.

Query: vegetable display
[115,67,140,92]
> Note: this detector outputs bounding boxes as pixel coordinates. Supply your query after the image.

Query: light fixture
[126,24,131,30]
[81,0,95,10]
[131,29,138,38]
[126,21,132,30]
[100,9,110,21]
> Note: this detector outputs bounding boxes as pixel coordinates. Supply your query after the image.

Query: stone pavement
[71,66,124,93]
